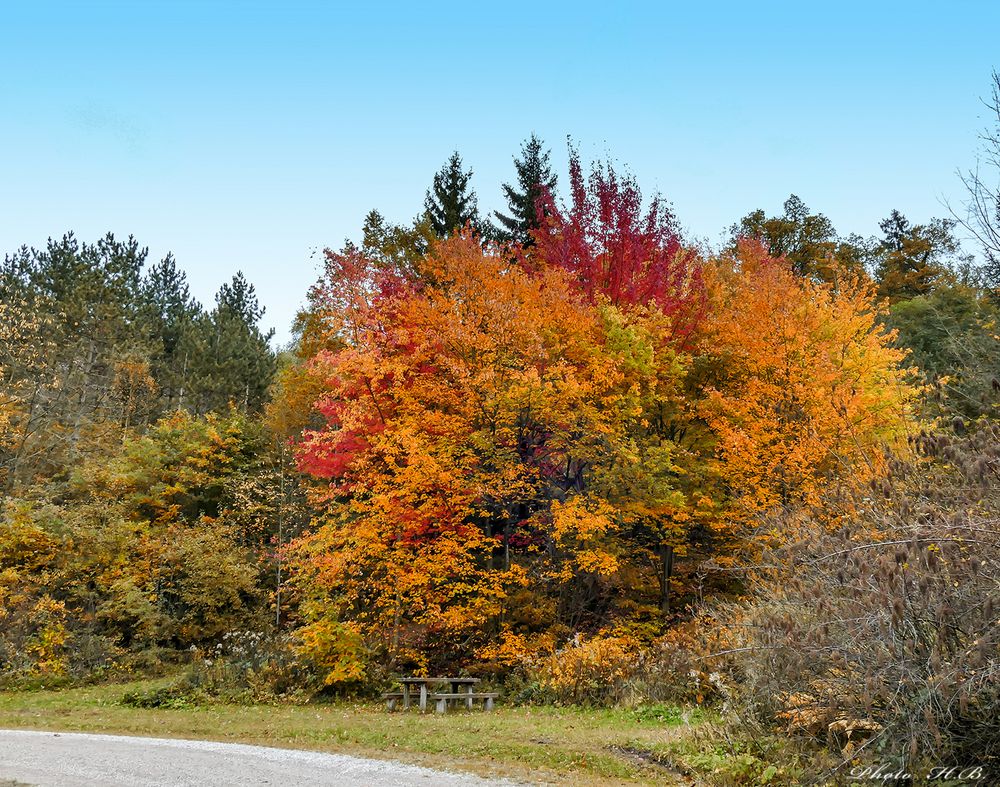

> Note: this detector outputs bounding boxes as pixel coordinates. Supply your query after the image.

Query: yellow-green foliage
[294,608,366,687]
[0,410,275,681]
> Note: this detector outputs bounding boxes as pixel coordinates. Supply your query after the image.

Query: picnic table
[383,676,498,713]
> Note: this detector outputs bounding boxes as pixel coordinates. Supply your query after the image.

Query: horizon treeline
[4,75,1000,776]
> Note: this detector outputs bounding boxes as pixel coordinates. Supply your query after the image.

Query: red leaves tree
[531,145,704,343]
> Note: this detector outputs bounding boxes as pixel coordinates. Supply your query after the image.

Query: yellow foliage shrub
[294,614,366,687]
[531,633,643,705]
[25,596,69,676]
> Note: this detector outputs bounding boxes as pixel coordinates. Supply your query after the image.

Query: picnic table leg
[465,684,473,710]
[485,696,494,711]
[436,696,447,714]
[419,684,427,713]
[402,684,410,710]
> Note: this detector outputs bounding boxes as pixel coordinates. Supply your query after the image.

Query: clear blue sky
[3,1,998,344]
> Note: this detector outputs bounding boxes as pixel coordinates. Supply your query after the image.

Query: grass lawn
[0,680,710,785]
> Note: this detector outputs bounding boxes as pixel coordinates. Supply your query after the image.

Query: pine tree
[188,273,276,413]
[424,151,482,238]
[216,271,268,327]
[142,254,202,412]
[494,134,557,246]
[0,233,155,481]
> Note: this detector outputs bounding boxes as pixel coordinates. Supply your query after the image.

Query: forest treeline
[5,77,1000,781]
[0,234,275,487]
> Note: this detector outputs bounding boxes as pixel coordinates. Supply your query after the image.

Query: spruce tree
[424,151,482,238]
[494,134,557,246]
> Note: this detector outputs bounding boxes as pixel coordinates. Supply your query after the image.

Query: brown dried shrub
[713,425,1000,779]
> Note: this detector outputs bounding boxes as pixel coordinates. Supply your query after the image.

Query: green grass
[0,680,710,785]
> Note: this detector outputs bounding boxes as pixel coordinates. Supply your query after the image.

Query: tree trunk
[659,544,674,616]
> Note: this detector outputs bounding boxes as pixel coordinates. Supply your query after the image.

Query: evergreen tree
[0,233,279,488]
[187,273,276,413]
[142,254,202,412]
[216,270,268,327]
[424,151,482,238]
[0,233,154,482]
[494,134,557,246]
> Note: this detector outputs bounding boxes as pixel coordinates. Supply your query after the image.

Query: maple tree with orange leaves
[287,232,707,671]
[283,227,915,674]
[698,240,913,537]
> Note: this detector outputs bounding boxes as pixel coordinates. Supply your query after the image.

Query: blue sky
[2,2,998,344]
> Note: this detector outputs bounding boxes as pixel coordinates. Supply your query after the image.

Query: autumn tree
[0,409,282,678]
[287,232,703,673]
[494,134,558,246]
[729,194,868,281]
[263,211,421,448]
[872,210,963,302]
[531,145,703,343]
[0,299,53,489]
[698,240,914,538]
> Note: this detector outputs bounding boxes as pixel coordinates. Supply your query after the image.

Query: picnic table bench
[429,691,499,713]
[382,676,498,713]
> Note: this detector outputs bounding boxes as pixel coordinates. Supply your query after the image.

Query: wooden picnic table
[396,676,480,712]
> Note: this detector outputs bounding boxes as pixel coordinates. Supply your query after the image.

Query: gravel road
[0,730,522,786]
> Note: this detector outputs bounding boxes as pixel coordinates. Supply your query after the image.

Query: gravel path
[0,730,522,786]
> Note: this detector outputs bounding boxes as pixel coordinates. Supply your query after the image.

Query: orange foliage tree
[698,240,914,541]
[283,230,916,677]
[287,232,701,672]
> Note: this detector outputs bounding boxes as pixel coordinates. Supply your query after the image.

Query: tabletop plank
[397,677,480,683]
